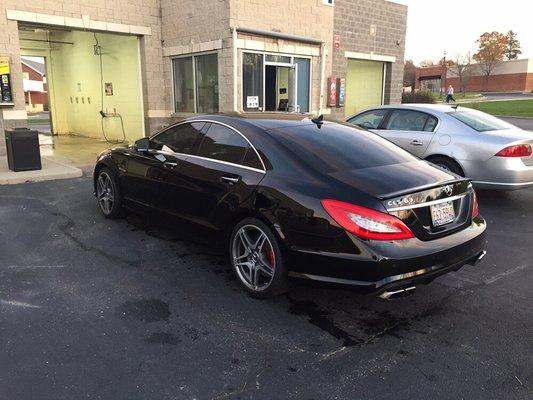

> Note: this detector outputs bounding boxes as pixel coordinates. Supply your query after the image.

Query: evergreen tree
[505,30,522,60]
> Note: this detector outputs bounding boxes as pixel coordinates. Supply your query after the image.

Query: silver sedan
[347,104,533,190]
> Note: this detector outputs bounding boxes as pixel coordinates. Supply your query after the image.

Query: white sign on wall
[246,95,259,109]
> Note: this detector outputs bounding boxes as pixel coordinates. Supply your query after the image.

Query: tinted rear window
[268,123,417,173]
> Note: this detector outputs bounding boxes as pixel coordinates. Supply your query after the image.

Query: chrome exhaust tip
[468,250,487,266]
[379,286,416,300]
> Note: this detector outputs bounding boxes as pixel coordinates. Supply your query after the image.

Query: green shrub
[402,90,436,104]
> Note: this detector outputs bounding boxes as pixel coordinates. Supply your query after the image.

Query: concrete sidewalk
[0,156,82,185]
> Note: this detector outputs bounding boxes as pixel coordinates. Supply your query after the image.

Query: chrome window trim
[386,193,469,212]
[150,119,267,173]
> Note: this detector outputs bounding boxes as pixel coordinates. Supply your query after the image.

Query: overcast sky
[394,0,533,65]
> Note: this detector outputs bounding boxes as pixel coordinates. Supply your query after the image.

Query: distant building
[21,58,48,112]
[415,59,533,93]
[415,65,447,92]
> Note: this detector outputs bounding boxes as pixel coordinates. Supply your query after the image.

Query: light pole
[442,50,447,96]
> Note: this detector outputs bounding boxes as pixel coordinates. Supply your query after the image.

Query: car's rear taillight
[495,144,532,157]
[472,191,480,218]
[321,199,414,240]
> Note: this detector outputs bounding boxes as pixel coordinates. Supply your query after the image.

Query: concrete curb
[0,156,83,185]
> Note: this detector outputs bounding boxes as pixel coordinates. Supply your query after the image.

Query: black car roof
[186,113,315,131]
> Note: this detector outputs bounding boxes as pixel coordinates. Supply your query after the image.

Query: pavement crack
[51,211,142,268]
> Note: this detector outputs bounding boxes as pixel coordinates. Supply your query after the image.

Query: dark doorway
[265,65,277,111]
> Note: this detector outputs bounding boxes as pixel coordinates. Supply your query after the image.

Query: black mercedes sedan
[93,115,487,298]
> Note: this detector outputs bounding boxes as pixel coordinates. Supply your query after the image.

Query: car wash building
[0,0,406,156]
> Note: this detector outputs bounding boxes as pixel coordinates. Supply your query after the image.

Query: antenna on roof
[451,105,459,110]
[311,114,324,126]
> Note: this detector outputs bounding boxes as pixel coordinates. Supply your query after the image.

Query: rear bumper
[463,157,533,190]
[289,249,486,294]
[286,218,487,293]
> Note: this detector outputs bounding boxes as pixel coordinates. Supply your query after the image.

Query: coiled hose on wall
[94,33,126,144]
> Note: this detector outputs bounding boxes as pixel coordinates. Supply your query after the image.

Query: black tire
[229,217,289,298]
[428,156,464,176]
[95,167,123,219]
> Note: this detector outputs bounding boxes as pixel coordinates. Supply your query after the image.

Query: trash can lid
[6,128,39,139]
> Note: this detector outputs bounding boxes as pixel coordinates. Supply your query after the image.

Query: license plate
[430,201,455,227]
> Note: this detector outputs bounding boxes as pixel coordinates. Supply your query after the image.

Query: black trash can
[4,128,42,172]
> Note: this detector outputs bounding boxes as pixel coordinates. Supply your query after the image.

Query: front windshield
[447,108,514,132]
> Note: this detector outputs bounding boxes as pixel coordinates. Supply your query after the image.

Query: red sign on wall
[327,77,337,107]
[333,35,341,49]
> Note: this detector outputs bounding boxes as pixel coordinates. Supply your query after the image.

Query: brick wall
[161,0,233,117]
[331,0,407,121]
[446,73,532,93]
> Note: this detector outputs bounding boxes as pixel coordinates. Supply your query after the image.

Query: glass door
[242,52,311,113]
[265,57,297,113]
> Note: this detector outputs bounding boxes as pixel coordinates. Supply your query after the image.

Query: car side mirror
[134,137,150,152]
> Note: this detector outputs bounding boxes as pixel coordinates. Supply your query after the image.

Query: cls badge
[443,185,453,196]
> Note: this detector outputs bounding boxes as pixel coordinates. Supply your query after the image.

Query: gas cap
[438,134,451,146]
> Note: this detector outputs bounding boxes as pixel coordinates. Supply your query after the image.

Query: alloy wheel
[232,224,276,291]
[96,171,115,215]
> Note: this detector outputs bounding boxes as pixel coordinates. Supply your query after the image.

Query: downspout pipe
[235,27,322,45]
[232,26,238,112]
[319,41,327,115]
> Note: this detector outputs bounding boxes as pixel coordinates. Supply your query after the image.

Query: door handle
[410,140,423,146]
[163,161,178,169]
[220,176,240,185]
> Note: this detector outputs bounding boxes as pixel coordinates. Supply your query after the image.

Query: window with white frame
[172,53,219,113]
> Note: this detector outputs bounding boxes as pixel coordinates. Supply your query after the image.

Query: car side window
[152,122,205,154]
[197,123,253,166]
[385,110,431,132]
[348,109,388,129]
[424,115,439,132]
[242,147,263,170]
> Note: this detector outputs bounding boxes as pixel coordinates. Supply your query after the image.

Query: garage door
[345,59,384,117]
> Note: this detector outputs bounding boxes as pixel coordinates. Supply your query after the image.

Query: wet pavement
[0,176,531,400]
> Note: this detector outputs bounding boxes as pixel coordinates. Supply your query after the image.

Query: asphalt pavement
[501,116,533,131]
[0,174,531,400]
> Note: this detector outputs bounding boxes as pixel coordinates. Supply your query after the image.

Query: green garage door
[345,59,384,116]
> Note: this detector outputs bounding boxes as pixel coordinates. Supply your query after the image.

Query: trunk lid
[381,180,474,241]
[328,160,474,241]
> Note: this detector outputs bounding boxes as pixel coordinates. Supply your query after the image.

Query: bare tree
[448,53,473,95]
[403,60,416,90]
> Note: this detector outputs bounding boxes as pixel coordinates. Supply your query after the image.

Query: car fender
[93,152,121,194]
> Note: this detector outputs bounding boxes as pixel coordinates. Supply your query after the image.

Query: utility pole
[442,50,447,94]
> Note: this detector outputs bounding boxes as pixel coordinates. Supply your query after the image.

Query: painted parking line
[484,264,529,285]
[0,299,42,309]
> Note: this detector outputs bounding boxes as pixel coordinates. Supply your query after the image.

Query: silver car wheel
[232,224,276,291]
[96,171,115,215]
[436,163,451,172]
